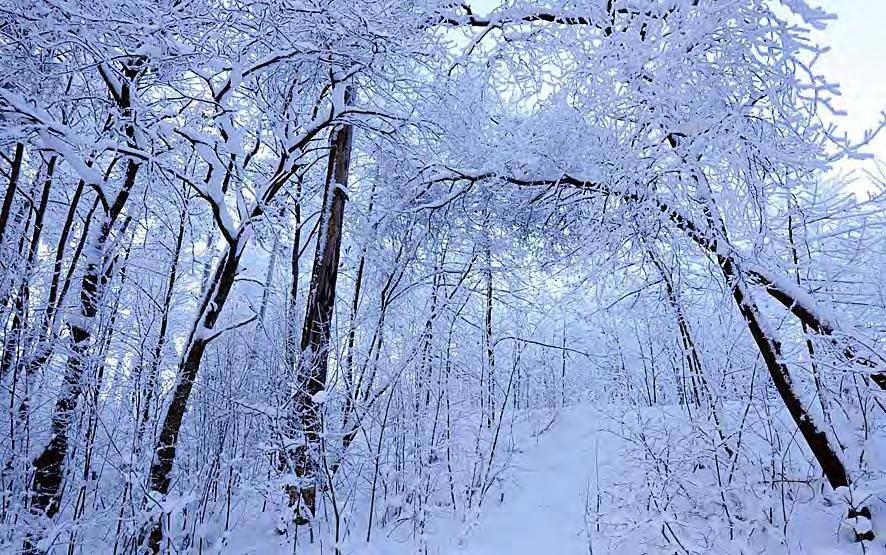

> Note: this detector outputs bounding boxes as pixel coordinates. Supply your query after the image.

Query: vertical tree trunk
[0,144,26,377]
[4,206,32,467]
[560,326,567,406]
[259,225,280,325]
[27,178,88,371]
[286,176,303,373]
[786,210,833,423]
[647,252,703,406]
[4,156,56,462]
[418,254,442,409]
[287,101,353,523]
[2,154,52,379]
[68,240,131,554]
[27,58,144,542]
[647,249,735,456]
[483,242,495,428]
[142,88,335,553]
[334,183,382,470]
[135,204,187,449]
[0,142,24,251]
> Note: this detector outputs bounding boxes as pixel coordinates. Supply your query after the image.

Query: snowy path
[455,407,615,555]
[242,404,862,555]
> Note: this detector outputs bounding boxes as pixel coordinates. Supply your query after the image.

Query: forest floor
[238,403,871,554]
[246,404,621,555]
[452,405,612,555]
[369,403,865,555]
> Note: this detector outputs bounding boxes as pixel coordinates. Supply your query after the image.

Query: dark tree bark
[145,241,244,552]
[648,248,734,458]
[0,142,24,251]
[28,60,143,546]
[718,256,851,490]
[694,183,866,537]
[691,174,854,504]
[287,176,303,372]
[29,159,139,523]
[3,155,56,441]
[39,178,87,340]
[334,183,379,470]
[464,170,866,535]
[479,171,886,390]
[1,155,55,380]
[287,107,353,523]
[142,87,334,551]
[483,240,495,427]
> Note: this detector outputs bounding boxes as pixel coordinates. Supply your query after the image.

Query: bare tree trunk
[68,239,131,554]
[0,142,24,252]
[27,57,145,542]
[29,159,138,525]
[4,156,56,462]
[145,239,245,552]
[2,155,55,381]
[286,176,303,372]
[24,177,88,378]
[287,101,353,523]
[561,325,567,406]
[142,88,334,552]
[786,210,834,424]
[719,255,851,491]
[483,241,495,428]
[647,248,735,457]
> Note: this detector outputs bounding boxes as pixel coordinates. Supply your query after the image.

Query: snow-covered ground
[223,405,617,555]
[453,407,609,555]
[223,403,882,555]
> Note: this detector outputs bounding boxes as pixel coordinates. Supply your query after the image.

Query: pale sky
[815,1,886,187]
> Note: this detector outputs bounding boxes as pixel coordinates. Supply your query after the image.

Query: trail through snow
[238,404,867,554]
[455,406,617,555]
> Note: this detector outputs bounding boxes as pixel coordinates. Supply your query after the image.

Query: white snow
[453,406,613,555]
[311,390,328,404]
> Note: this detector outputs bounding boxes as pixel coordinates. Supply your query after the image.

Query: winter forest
[1,0,886,553]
